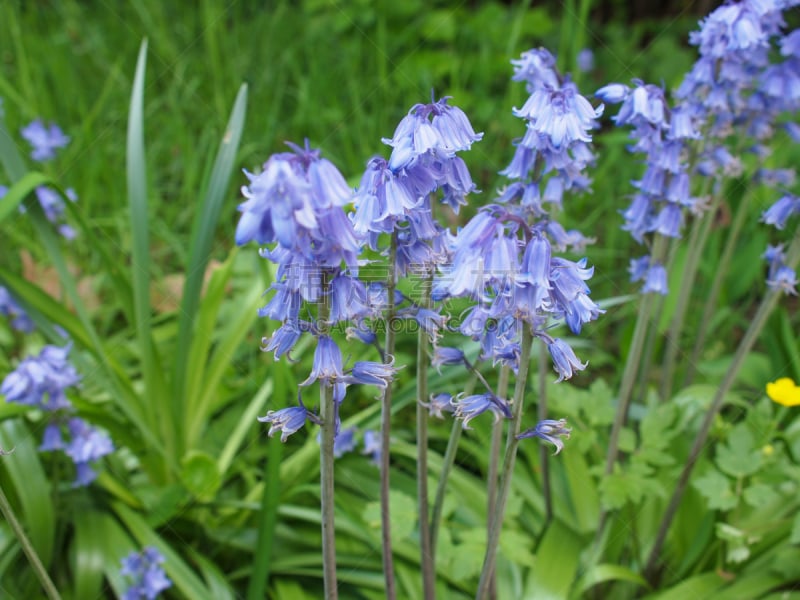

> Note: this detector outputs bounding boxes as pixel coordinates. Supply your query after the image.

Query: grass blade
[174,83,248,427]
[126,39,171,459]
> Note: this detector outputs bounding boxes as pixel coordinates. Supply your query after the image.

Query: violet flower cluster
[597,0,800,294]
[235,141,398,443]
[120,547,172,600]
[0,286,35,333]
[0,343,113,486]
[430,48,603,443]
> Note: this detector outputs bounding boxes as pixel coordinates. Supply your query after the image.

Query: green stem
[604,235,668,477]
[380,235,398,600]
[417,269,435,600]
[0,481,61,600]
[317,276,337,599]
[595,236,668,543]
[319,380,338,599]
[660,196,720,400]
[486,366,510,600]
[685,192,751,386]
[537,342,553,524]
[476,326,534,600]
[430,371,478,557]
[644,230,800,582]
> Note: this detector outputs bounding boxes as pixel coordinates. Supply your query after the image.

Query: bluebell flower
[577,48,595,73]
[382,95,483,171]
[766,265,798,295]
[20,120,69,161]
[642,263,668,295]
[1,342,80,410]
[547,338,587,382]
[301,336,344,386]
[348,358,399,388]
[317,426,358,458]
[261,322,305,359]
[513,84,603,149]
[39,423,64,451]
[64,418,114,486]
[431,346,466,372]
[346,322,378,346]
[258,403,317,442]
[762,194,799,230]
[121,547,172,600]
[420,393,454,419]
[362,429,381,465]
[516,418,571,454]
[451,393,511,429]
[511,48,560,92]
[0,286,35,332]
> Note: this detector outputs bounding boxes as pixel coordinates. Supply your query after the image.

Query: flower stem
[486,366,510,600]
[644,230,800,582]
[417,268,435,600]
[0,481,61,600]
[430,371,478,560]
[537,342,553,524]
[604,236,666,477]
[660,195,719,400]
[380,234,398,600]
[685,191,750,386]
[476,326,534,600]
[319,380,338,599]
[317,277,338,600]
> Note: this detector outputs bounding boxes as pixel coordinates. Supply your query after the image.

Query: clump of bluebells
[432,47,603,436]
[120,547,172,600]
[0,116,78,239]
[235,140,397,443]
[596,0,800,295]
[0,342,113,485]
[235,46,604,598]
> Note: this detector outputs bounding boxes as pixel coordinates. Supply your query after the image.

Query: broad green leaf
[714,573,784,600]
[180,450,221,502]
[561,449,599,534]
[73,507,108,599]
[643,572,726,600]
[572,564,650,598]
[0,419,54,565]
[525,520,582,600]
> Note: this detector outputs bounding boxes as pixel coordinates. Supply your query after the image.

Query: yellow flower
[766,377,800,407]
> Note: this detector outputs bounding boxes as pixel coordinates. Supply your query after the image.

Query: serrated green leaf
[363,491,417,543]
[693,469,738,511]
[742,482,779,508]
[716,428,761,478]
